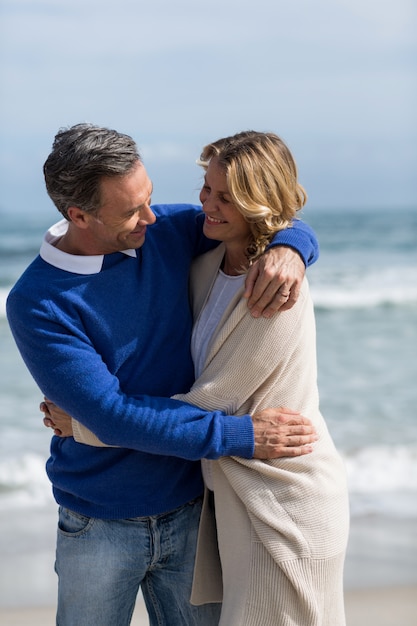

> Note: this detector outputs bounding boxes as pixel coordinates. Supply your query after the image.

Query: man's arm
[41,401,316,459]
[8,287,316,461]
[6,289,254,460]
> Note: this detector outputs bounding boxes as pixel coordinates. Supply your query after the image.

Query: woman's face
[199,157,251,247]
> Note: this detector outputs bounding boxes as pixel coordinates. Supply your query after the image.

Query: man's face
[86,161,156,254]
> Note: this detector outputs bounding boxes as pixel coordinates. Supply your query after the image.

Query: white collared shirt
[40,219,137,275]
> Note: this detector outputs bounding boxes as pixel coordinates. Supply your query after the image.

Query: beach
[1,576,416,626]
[2,587,416,626]
[1,558,416,626]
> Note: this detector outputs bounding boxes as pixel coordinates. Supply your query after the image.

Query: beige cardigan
[174,246,349,625]
[73,245,349,625]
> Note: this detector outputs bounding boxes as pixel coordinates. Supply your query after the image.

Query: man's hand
[40,399,74,437]
[252,407,317,459]
[244,247,305,318]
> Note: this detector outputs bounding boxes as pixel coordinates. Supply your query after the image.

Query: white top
[191,270,245,377]
[191,269,245,489]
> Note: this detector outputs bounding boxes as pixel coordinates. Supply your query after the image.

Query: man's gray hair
[43,123,142,219]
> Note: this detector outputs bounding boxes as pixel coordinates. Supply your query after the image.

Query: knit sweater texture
[6,205,318,519]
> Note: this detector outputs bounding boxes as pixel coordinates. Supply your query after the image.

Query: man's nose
[138,204,156,224]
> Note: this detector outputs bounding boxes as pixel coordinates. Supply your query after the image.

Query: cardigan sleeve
[72,418,110,446]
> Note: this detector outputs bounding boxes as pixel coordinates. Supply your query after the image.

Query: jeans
[55,497,221,626]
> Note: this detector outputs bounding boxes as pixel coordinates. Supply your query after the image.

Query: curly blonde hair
[198,131,307,263]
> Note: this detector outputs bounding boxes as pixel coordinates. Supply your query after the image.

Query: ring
[279,292,290,298]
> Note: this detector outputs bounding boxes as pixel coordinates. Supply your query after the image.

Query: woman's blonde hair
[198,131,307,262]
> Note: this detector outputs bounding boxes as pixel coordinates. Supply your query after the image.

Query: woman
[45,131,349,625]
[173,131,349,625]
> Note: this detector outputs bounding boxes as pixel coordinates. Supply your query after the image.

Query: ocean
[0,206,416,607]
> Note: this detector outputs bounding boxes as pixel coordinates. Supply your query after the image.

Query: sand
[1,587,416,625]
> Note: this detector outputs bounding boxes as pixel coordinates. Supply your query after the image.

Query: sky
[0,0,416,217]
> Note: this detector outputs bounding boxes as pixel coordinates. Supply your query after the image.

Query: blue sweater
[7,204,318,518]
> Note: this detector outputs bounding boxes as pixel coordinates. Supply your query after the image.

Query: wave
[342,445,417,519]
[0,445,416,519]
[309,264,417,309]
[0,453,53,511]
[311,285,417,309]
[343,445,417,493]
[0,288,9,319]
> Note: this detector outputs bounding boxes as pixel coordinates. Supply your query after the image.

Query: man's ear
[67,206,91,229]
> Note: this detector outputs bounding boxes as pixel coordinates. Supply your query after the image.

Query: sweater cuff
[222,414,254,458]
[268,219,319,267]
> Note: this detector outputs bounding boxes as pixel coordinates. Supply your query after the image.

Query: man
[7,123,319,626]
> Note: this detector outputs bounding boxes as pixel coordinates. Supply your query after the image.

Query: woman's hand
[40,398,74,437]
